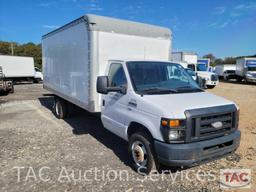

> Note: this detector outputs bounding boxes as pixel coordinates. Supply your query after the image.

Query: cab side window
[108,63,127,87]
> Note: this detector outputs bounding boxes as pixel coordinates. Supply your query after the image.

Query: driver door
[101,62,128,139]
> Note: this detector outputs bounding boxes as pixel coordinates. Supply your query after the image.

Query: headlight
[160,118,186,143]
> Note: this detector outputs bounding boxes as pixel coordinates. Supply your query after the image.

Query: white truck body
[0,55,35,78]
[42,14,171,112]
[43,14,240,172]
[172,52,197,64]
[236,58,256,82]
[215,64,236,77]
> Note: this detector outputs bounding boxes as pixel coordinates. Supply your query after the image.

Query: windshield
[197,64,208,71]
[127,61,202,94]
[248,67,256,71]
[226,70,235,73]
[246,60,256,71]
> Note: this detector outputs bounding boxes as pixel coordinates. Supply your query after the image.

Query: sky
[0,0,256,58]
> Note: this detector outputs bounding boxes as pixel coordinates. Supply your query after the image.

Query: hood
[138,91,235,119]
[197,71,216,76]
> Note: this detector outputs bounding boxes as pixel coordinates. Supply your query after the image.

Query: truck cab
[97,60,240,173]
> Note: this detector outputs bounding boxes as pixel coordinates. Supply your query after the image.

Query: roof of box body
[42,14,171,39]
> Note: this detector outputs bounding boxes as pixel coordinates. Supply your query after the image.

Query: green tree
[223,57,236,64]
[203,53,216,62]
[213,58,223,66]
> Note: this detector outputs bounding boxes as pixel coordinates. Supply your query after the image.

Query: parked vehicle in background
[196,58,218,89]
[0,66,14,95]
[215,64,236,79]
[236,58,256,83]
[34,67,43,82]
[223,70,237,81]
[0,55,43,83]
[171,52,219,89]
[43,14,241,174]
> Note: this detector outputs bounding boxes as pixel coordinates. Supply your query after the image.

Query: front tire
[53,97,68,119]
[128,132,158,174]
[206,85,215,89]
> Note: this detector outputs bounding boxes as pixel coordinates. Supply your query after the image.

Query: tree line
[0,41,255,69]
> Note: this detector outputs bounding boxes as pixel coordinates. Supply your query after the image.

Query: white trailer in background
[236,58,256,83]
[171,52,219,88]
[0,55,43,83]
[215,64,236,78]
[172,52,197,65]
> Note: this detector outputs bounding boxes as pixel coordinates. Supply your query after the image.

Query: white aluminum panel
[43,22,90,110]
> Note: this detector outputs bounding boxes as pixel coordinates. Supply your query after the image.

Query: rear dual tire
[53,97,68,119]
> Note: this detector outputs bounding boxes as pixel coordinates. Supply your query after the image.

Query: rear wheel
[206,85,215,89]
[53,97,68,119]
[236,76,243,82]
[128,132,158,174]
[9,84,14,93]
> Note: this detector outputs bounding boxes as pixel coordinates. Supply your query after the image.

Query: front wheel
[206,85,215,89]
[128,132,158,174]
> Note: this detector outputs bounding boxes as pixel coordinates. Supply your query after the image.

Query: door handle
[128,101,137,107]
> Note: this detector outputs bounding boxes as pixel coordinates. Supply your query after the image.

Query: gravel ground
[0,83,255,192]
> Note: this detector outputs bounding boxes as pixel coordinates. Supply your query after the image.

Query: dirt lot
[0,83,255,192]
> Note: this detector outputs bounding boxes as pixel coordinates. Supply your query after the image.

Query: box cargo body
[215,64,236,77]
[0,55,35,78]
[236,58,256,83]
[236,58,256,76]
[171,52,198,64]
[42,14,171,112]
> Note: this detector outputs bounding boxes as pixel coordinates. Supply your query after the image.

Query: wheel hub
[134,145,144,162]
[131,141,147,166]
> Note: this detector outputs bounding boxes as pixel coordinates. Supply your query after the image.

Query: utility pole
[10,43,14,55]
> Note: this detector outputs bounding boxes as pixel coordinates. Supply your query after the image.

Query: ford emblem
[211,121,223,129]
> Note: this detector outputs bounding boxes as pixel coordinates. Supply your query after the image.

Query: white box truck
[0,55,43,83]
[215,64,236,77]
[171,52,219,89]
[236,58,256,83]
[43,14,240,174]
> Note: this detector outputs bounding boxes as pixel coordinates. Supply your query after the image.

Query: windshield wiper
[176,86,202,92]
[140,88,177,95]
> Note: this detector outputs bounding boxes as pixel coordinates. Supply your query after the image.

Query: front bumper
[206,80,218,86]
[154,130,241,167]
[246,77,256,83]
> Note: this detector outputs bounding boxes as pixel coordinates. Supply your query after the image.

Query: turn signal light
[169,120,180,127]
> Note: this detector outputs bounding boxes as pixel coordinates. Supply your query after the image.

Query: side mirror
[196,76,206,89]
[97,76,127,94]
[97,76,108,94]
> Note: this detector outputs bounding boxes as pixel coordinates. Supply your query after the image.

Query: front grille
[185,105,237,142]
[211,74,218,81]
